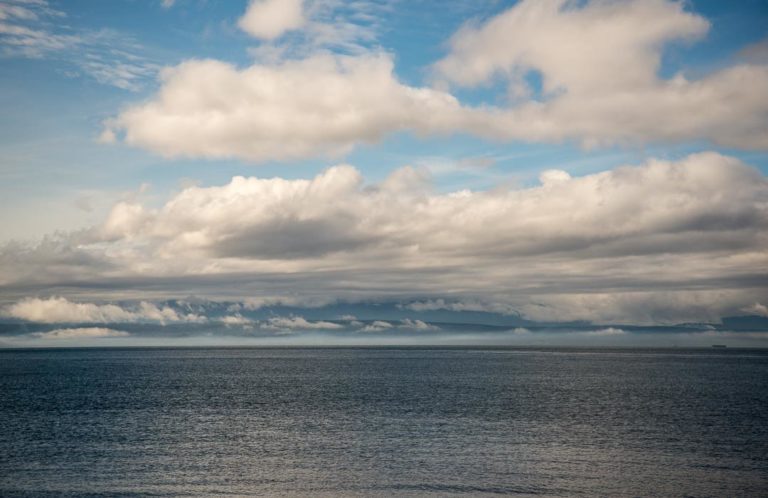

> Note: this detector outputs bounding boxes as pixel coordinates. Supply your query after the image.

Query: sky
[1,0,767,347]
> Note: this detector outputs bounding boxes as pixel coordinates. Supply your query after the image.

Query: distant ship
[712,344,727,349]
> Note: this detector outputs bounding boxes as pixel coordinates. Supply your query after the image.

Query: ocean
[1,347,766,496]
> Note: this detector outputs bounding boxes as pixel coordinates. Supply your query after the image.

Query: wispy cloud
[0,0,159,90]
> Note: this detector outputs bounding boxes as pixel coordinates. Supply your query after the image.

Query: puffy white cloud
[239,0,304,40]
[4,296,206,324]
[434,0,768,149]
[104,53,461,162]
[32,327,130,340]
[99,151,765,263]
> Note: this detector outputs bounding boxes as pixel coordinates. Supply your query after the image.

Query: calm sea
[1,347,766,497]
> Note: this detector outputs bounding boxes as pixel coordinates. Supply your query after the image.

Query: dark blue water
[1,347,767,497]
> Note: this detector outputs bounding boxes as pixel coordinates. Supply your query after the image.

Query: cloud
[360,320,393,332]
[103,1,768,158]
[241,295,336,310]
[0,0,158,90]
[583,327,626,337]
[242,0,387,56]
[104,53,461,162]
[402,299,519,315]
[261,315,342,331]
[91,151,767,263]
[1,152,766,325]
[4,296,206,324]
[433,0,768,149]
[239,0,304,40]
[161,0,175,9]
[399,318,439,331]
[220,314,253,327]
[741,303,768,318]
[32,327,130,340]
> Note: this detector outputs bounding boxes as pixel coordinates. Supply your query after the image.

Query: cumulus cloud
[434,0,768,149]
[91,151,767,264]
[1,152,766,325]
[103,53,461,162]
[239,0,304,40]
[4,296,206,324]
[32,327,130,340]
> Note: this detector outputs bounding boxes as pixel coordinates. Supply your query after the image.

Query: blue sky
[1,0,767,346]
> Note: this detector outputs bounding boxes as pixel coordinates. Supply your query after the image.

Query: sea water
[1,347,766,496]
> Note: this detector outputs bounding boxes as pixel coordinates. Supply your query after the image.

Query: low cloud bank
[32,328,130,340]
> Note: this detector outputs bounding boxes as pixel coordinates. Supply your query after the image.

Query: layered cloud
[103,0,768,161]
[1,152,766,324]
[32,327,130,340]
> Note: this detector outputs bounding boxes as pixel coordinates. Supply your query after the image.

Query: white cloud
[161,0,175,9]
[220,314,253,326]
[242,0,387,56]
[32,327,130,340]
[360,320,393,332]
[434,0,768,149]
[261,315,342,330]
[4,296,206,324]
[399,318,439,331]
[104,53,461,162]
[583,327,626,337]
[239,0,304,40]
